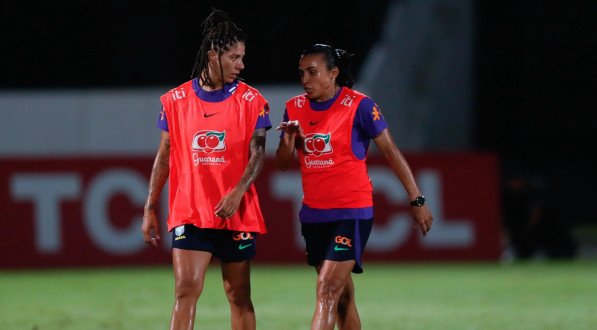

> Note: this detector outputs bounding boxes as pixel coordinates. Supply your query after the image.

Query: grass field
[1,262,596,330]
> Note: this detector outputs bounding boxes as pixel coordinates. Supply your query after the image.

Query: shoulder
[344,88,368,104]
[235,81,268,104]
[288,93,307,102]
[344,88,377,112]
[335,88,367,109]
[354,97,379,124]
[234,82,269,119]
[357,95,376,111]
[346,88,368,99]
[354,93,386,134]
[286,93,308,108]
[160,79,194,104]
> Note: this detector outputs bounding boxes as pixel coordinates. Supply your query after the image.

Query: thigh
[171,225,216,287]
[172,248,212,288]
[220,260,252,291]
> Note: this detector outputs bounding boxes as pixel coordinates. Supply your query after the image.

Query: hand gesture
[276,120,304,138]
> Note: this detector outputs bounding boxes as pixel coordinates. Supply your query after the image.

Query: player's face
[298,53,338,102]
[210,42,245,86]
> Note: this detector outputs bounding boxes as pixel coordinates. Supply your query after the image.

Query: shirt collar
[192,78,239,102]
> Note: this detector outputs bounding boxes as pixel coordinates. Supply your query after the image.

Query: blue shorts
[171,224,257,262]
[301,218,373,273]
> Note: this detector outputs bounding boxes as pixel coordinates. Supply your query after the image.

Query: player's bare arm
[373,128,433,235]
[275,120,303,171]
[142,131,170,246]
[214,128,266,218]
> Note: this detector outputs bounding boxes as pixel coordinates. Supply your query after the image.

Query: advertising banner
[0,154,500,268]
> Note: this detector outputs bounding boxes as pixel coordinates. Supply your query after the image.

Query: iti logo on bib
[192,130,226,153]
[304,133,332,156]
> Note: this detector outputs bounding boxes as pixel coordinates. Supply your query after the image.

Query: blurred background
[1,0,596,268]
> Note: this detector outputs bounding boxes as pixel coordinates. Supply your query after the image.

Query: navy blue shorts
[301,219,373,273]
[171,224,257,262]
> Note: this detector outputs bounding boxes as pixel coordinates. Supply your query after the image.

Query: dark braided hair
[191,9,246,89]
[301,44,355,88]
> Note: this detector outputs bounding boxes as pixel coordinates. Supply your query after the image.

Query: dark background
[1,1,595,225]
[0,0,391,87]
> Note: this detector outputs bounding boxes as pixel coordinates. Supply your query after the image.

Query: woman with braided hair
[141,9,271,329]
[276,44,433,329]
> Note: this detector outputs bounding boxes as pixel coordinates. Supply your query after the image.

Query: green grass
[1,262,596,329]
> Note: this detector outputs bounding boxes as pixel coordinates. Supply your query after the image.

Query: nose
[237,59,245,71]
[300,73,309,85]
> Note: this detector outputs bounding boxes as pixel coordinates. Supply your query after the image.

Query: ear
[330,67,340,80]
[208,50,218,64]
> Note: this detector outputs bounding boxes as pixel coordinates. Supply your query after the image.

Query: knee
[174,277,202,301]
[224,282,252,306]
[316,276,344,301]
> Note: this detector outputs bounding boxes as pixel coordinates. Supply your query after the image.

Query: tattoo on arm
[239,128,266,192]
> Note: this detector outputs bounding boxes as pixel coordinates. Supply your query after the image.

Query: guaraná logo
[304,133,332,156]
[192,130,226,153]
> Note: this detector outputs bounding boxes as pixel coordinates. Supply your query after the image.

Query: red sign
[0,154,501,269]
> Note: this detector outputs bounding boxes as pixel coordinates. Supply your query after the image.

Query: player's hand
[276,120,304,137]
[141,208,161,247]
[214,188,244,219]
[277,121,305,149]
[275,120,298,131]
[412,205,433,236]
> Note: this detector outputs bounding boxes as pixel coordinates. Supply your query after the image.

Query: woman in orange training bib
[142,9,270,330]
[276,43,433,330]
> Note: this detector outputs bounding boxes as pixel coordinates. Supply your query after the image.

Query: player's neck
[199,74,223,91]
[200,82,223,92]
[316,85,340,102]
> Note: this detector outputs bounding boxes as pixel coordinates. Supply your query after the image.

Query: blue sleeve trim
[157,106,169,132]
[355,97,387,138]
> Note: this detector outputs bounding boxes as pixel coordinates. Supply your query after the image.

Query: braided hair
[191,9,246,89]
[301,44,355,88]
